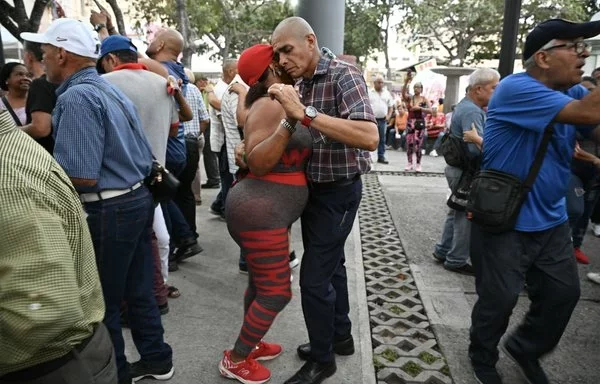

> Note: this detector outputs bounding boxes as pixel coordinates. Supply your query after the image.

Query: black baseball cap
[523,18,600,61]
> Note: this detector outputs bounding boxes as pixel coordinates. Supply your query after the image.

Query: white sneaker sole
[132,366,174,381]
[289,258,300,269]
[218,360,270,384]
[253,349,282,361]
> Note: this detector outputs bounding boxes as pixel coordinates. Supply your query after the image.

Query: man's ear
[535,51,551,70]
[306,34,317,50]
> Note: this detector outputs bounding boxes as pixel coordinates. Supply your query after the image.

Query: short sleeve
[336,65,376,123]
[27,78,56,115]
[52,92,104,180]
[489,74,573,133]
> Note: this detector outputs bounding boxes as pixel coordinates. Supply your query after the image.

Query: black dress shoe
[377,158,389,164]
[297,335,354,361]
[201,182,220,189]
[284,360,336,384]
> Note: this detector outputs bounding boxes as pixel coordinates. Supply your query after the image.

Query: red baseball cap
[238,44,274,86]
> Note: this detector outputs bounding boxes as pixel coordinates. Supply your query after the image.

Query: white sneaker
[421,149,426,155]
[289,251,299,269]
[592,223,600,237]
[430,150,438,157]
[588,272,600,285]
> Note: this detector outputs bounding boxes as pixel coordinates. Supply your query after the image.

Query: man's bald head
[272,16,315,42]
[146,28,184,60]
[271,17,321,79]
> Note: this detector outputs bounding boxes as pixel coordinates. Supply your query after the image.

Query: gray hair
[468,68,500,87]
[523,39,558,69]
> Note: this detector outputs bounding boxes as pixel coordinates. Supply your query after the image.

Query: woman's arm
[245,98,292,176]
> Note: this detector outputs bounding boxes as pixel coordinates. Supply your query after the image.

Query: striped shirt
[183,84,209,137]
[0,111,105,375]
[221,80,248,174]
[298,56,376,183]
[52,67,152,193]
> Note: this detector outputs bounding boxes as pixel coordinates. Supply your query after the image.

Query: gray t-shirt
[449,96,485,157]
[103,69,178,164]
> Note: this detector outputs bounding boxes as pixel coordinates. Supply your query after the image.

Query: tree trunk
[105,0,126,35]
[175,0,194,67]
[382,12,391,80]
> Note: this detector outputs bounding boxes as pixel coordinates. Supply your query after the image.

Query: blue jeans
[433,131,446,151]
[434,166,470,268]
[377,118,387,159]
[300,178,361,362]
[85,186,172,380]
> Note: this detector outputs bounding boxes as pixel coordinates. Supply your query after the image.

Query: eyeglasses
[542,41,590,55]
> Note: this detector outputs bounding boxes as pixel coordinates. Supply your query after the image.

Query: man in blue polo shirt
[21,19,174,384]
[469,19,600,384]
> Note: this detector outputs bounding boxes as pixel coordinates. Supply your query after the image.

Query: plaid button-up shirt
[298,56,376,183]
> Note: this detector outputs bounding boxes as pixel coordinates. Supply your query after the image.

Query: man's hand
[235,141,248,169]
[267,83,305,120]
[167,76,181,96]
[90,10,108,27]
[574,143,600,166]
[229,83,246,95]
[463,123,480,143]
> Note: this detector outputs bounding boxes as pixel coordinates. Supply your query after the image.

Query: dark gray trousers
[469,221,580,368]
[202,125,220,185]
[3,323,117,384]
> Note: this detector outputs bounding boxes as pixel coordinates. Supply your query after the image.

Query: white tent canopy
[1,25,24,62]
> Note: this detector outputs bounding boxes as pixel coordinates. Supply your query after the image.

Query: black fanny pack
[466,124,553,233]
[439,133,468,168]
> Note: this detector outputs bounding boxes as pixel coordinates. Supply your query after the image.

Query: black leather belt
[308,174,360,190]
[0,325,97,382]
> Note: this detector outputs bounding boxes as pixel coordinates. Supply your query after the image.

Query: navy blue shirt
[163,62,187,167]
[52,67,152,193]
[482,72,595,231]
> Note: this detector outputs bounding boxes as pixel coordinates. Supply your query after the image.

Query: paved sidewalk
[377,149,600,384]
[126,187,375,384]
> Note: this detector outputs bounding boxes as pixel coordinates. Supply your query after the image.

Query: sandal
[167,285,181,299]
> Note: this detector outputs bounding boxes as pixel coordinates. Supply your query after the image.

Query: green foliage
[585,0,600,18]
[344,1,383,62]
[402,0,589,66]
[129,0,294,61]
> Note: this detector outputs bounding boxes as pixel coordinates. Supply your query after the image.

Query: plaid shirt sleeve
[336,64,376,123]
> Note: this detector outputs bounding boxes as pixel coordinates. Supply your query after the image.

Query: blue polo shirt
[482,72,594,231]
[52,67,152,193]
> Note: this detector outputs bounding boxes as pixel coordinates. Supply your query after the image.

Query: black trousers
[174,136,200,235]
[202,125,220,185]
[469,221,580,369]
[299,178,362,363]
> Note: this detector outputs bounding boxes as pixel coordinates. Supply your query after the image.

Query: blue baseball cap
[96,35,138,73]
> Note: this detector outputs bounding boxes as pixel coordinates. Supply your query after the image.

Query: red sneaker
[219,350,271,384]
[248,341,283,361]
[574,247,590,264]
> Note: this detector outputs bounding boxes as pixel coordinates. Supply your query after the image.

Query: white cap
[21,18,100,59]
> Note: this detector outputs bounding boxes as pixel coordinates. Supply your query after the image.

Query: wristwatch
[281,119,296,135]
[301,106,318,127]
[94,23,106,32]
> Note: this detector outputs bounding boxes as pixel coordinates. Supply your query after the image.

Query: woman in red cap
[218,44,312,384]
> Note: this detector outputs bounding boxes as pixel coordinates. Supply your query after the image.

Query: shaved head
[271,17,321,79]
[222,59,238,84]
[273,16,315,42]
[146,28,184,60]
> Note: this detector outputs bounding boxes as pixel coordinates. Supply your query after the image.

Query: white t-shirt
[209,78,229,150]
[103,69,178,164]
[368,88,394,119]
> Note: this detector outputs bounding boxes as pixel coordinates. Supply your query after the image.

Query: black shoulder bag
[439,133,469,168]
[2,96,23,126]
[466,124,554,233]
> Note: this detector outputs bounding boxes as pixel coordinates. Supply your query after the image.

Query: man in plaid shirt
[269,16,378,384]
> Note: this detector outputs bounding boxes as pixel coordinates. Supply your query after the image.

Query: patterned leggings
[225,174,308,357]
[406,127,425,164]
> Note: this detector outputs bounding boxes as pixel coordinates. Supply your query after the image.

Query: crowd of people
[1,8,600,384]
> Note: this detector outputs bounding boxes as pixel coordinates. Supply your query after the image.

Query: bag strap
[522,124,554,191]
[2,96,22,126]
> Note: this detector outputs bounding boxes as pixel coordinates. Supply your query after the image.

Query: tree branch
[0,12,20,41]
[27,0,50,32]
[0,1,17,20]
[106,0,127,35]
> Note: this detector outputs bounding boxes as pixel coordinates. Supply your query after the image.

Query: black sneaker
[168,260,179,272]
[432,252,445,263]
[444,263,475,276]
[239,264,248,274]
[289,251,300,269]
[472,366,502,384]
[377,158,389,164]
[118,377,133,384]
[501,340,549,384]
[174,242,203,262]
[130,359,174,381]
[158,303,169,315]
[201,182,220,189]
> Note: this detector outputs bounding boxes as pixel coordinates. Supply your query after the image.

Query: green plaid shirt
[0,111,105,375]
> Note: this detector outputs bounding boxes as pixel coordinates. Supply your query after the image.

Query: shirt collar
[114,63,148,71]
[313,55,331,77]
[56,67,97,96]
